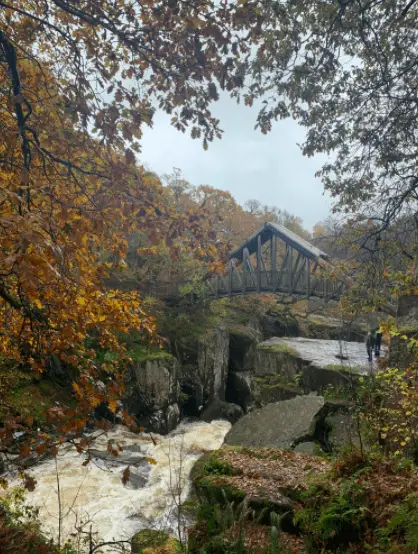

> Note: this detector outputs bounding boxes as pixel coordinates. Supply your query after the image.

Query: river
[18,419,231,551]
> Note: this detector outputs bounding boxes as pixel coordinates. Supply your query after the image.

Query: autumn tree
[0,0,255,464]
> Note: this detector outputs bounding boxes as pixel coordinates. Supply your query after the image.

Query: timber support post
[271,234,277,290]
[256,234,262,293]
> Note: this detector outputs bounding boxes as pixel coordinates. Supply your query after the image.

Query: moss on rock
[131,529,179,554]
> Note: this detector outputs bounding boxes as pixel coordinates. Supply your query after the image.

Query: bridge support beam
[256,234,262,293]
[271,234,277,288]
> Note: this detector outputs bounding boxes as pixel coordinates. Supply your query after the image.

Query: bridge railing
[207,269,344,300]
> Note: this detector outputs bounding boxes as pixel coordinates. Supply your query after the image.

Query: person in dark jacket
[366,327,382,361]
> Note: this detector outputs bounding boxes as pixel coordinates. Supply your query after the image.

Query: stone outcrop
[121,309,373,435]
[226,371,253,412]
[228,325,261,372]
[254,337,375,391]
[225,395,325,448]
[197,327,229,401]
[124,354,180,434]
[179,328,230,418]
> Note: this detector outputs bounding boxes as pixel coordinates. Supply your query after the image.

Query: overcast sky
[140,93,332,231]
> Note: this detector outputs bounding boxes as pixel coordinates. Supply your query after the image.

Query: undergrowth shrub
[377,493,418,553]
[294,470,371,551]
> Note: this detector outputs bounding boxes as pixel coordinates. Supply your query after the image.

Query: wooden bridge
[206,222,345,301]
[134,221,395,314]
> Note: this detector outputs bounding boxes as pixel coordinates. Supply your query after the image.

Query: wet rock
[180,328,230,417]
[297,313,367,341]
[125,355,180,412]
[88,448,148,466]
[226,371,253,411]
[326,411,362,452]
[138,402,180,434]
[225,395,325,448]
[124,355,180,433]
[252,376,303,407]
[229,326,261,372]
[255,337,378,391]
[166,403,180,430]
[124,467,149,489]
[294,441,323,455]
[200,399,244,424]
[260,311,299,339]
[198,328,229,400]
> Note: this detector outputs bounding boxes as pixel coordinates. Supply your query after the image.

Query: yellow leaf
[76,297,86,306]
[108,399,118,413]
[146,457,157,465]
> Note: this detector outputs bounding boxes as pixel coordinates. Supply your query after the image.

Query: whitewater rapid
[18,420,231,550]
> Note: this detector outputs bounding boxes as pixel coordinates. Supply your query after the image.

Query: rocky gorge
[4,300,387,551]
[121,302,375,455]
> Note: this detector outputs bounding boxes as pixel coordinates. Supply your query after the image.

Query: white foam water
[19,419,231,551]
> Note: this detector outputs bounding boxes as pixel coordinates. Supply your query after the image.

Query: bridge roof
[229,222,330,262]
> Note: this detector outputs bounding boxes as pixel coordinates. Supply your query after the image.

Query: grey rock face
[326,411,362,452]
[197,328,229,400]
[225,395,325,448]
[258,337,374,375]
[124,356,180,434]
[229,326,261,372]
[226,371,253,411]
[126,356,180,413]
[180,328,230,416]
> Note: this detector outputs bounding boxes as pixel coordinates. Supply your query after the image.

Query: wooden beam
[276,246,289,292]
[271,234,277,289]
[257,234,262,293]
[289,251,301,294]
[244,247,254,274]
[288,246,293,293]
[306,260,310,297]
[242,248,248,293]
[291,257,306,294]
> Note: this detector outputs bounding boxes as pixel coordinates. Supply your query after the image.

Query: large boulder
[200,399,243,424]
[124,354,180,434]
[225,395,325,448]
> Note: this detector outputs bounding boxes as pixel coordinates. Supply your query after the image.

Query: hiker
[366,327,382,361]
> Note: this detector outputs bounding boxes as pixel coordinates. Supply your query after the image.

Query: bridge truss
[207,222,345,301]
